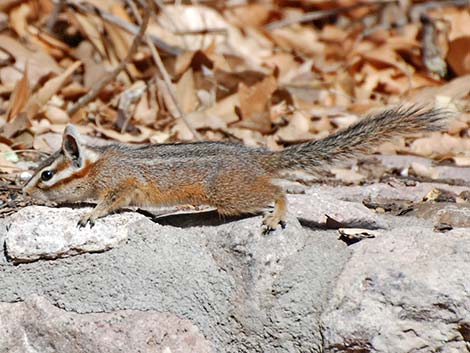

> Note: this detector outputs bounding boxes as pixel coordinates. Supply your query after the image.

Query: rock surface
[321,226,470,353]
[289,191,383,228]
[0,295,213,353]
[5,206,146,263]
[0,182,469,352]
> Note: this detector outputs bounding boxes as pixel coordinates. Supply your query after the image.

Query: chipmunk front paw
[77,213,96,229]
[262,212,286,234]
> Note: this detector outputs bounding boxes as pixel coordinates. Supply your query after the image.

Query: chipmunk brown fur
[23,105,448,231]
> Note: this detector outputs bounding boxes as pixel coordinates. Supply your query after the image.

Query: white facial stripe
[24,158,59,189]
[25,171,42,189]
[87,149,99,163]
[26,146,99,189]
[48,166,79,186]
[41,148,98,188]
[28,158,76,189]
[36,159,62,187]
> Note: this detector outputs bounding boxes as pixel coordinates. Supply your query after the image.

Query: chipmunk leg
[262,190,287,233]
[211,173,287,233]
[78,188,133,228]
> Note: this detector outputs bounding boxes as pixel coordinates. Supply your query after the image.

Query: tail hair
[271,104,451,173]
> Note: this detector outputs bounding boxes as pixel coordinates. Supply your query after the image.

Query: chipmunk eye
[41,170,54,181]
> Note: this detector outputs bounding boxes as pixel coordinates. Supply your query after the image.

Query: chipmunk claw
[262,212,286,235]
[262,225,275,235]
[77,214,95,229]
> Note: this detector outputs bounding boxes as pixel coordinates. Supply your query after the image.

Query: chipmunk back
[23,105,448,231]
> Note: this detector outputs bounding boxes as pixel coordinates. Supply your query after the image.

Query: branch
[67,5,151,116]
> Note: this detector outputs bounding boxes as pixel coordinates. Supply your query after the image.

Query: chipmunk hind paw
[262,212,287,234]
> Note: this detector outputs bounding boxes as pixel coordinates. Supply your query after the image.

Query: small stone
[289,191,383,229]
[5,206,147,263]
[435,204,470,228]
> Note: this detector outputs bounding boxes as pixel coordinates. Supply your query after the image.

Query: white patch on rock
[5,206,147,263]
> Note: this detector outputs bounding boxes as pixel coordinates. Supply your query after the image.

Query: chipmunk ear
[62,124,84,167]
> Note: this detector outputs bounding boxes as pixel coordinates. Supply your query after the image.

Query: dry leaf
[452,155,470,167]
[408,74,470,103]
[3,112,30,138]
[134,91,158,125]
[33,132,62,153]
[410,134,470,157]
[176,68,198,113]
[93,124,153,143]
[157,78,179,119]
[6,64,30,122]
[9,2,30,39]
[331,167,366,184]
[74,13,106,57]
[25,60,82,119]
[105,3,133,61]
[0,34,61,86]
[183,93,239,130]
[44,105,69,125]
[276,111,314,143]
[234,75,277,133]
[447,36,470,76]
[410,162,439,179]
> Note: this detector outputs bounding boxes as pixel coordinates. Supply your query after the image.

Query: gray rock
[0,183,468,353]
[321,226,470,353]
[0,216,237,350]
[206,215,351,352]
[0,295,214,353]
[378,154,470,184]
[0,208,349,352]
[4,206,146,263]
[289,191,383,229]
[312,182,470,204]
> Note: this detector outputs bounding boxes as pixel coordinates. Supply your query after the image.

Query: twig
[67,6,151,116]
[55,0,180,56]
[420,14,447,79]
[47,0,66,32]
[410,0,470,22]
[265,1,395,30]
[0,165,25,172]
[266,4,364,30]
[4,149,50,157]
[131,0,201,141]
[173,28,228,36]
[0,182,22,191]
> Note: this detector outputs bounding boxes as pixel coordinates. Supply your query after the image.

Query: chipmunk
[23,105,448,232]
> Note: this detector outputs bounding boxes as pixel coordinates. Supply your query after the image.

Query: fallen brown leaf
[5,64,30,122]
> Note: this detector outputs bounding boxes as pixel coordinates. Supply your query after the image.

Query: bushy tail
[265,105,450,173]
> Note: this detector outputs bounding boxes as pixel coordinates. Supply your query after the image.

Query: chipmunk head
[23,124,99,203]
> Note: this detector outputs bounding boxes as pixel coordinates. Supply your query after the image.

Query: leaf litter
[0,0,469,215]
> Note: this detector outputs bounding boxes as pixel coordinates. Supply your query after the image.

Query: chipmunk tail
[263,104,452,174]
